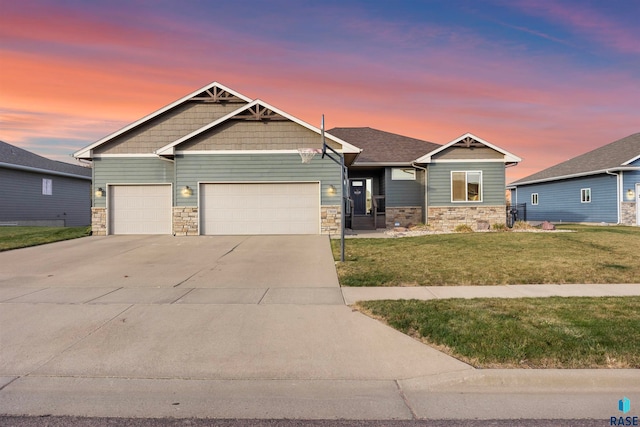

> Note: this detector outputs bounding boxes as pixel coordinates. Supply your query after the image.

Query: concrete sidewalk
[342,283,640,304]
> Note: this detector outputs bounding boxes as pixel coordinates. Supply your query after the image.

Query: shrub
[454,224,474,233]
[512,220,535,230]
[492,223,507,231]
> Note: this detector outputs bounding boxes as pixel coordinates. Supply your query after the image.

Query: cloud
[511,0,640,55]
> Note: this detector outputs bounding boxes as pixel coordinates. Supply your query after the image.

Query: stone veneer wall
[386,207,423,228]
[173,207,199,236]
[91,207,107,236]
[621,202,637,226]
[428,206,505,232]
[321,205,341,235]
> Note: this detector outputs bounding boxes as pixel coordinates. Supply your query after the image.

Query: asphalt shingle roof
[328,127,440,164]
[0,140,91,178]
[511,132,640,185]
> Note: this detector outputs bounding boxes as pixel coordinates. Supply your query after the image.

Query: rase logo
[611,397,638,426]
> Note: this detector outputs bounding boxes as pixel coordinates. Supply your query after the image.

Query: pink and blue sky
[1,0,639,181]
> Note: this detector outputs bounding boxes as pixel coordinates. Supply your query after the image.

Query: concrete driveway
[0,235,473,420]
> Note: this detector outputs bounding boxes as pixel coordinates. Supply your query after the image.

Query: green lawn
[333,225,640,286]
[357,297,640,368]
[0,226,91,251]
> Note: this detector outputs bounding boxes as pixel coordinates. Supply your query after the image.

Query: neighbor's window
[531,193,539,205]
[581,188,591,203]
[42,178,52,195]
[451,171,482,202]
[391,168,416,180]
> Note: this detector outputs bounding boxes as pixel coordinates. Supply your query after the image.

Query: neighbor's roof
[328,127,440,165]
[511,132,640,186]
[0,140,91,179]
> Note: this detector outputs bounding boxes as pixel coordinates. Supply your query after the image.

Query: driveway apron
[0,235,470,385]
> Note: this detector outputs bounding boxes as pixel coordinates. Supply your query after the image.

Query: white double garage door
[108,183,321,235]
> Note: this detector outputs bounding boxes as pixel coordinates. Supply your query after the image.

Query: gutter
[0,161,92,180]
[412,162,429,225]
[606,170,622,224]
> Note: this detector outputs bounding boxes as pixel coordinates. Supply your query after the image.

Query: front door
[350,179,367,215]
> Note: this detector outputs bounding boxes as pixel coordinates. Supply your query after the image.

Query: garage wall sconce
[327,185,337,196]
[181,186,193,197]
[94,187,105,198]
[627,189,635,200]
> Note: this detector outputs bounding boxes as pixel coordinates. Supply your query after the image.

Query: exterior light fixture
[181,186,193,197]
[327,185,337,196]
[627,189,635,200]
[94,187,105,198]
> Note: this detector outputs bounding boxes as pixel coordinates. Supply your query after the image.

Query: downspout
[605,170,621,224]
[412,162,428,225]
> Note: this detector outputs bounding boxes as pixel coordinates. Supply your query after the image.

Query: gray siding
[180,120,334,151]
[515,174,618,223]
[428,162,506,206]
[0,167,90,226]
[175,154,341,206]
[95,102,245,154]
[93,157,174,207]
[432,146,504,160]
[385,167,424,207]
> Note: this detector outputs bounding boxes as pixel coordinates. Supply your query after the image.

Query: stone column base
[91,207,107,236]
[386,207,423,228]
[321,205,341,235]
[173,207,199,236]
[621,202,637,226]
[428,205,505,232]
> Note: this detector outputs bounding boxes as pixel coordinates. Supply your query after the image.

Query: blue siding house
[509,133,640,226]
[0,141,92,226]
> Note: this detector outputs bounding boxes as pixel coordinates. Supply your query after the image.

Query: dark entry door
[350,179,367,215]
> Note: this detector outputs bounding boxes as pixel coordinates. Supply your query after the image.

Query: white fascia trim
[428,158,507,163]
[623,154,640,165]
[93,154,160,158]
[73,82,252,159]
[415,132,522,164]
[156,99,362,156]
[352,162,413,167]
[511,167,640,187]
[177,150,303,155]
[0,162,92,180]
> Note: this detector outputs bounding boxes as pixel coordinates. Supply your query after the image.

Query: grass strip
[333,225,640,286]
[357,296,640,368]
[0,226,91,251]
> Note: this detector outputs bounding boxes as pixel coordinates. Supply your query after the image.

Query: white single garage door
[109,185,172,234]
[200,182,320,235]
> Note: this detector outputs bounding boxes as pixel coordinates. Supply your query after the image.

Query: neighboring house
[0,140,92,226]
[508,133,640,226]
[331,127,521,231]
[73,82,520,236]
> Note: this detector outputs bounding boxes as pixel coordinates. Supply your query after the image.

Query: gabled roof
[327,127,440,165]
[155,99,362,156]
[511,132,640,186]
[415,132,522,164]
[73,82,251,159]
[0,140,91,179]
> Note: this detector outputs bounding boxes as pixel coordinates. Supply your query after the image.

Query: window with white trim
[391,168,416,180]
[42,178,52,195]
[581,188,591,203]
[531,193,539,205]
[451,171,482,202]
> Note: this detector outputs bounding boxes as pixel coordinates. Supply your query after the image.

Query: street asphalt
[0,235,639,422]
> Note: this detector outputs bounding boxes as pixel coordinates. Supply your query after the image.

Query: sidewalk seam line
[170,288,195,304]
[257,288,269,305]
[84,287,123,304]
[0,376,20,392]
[23,304,135,377]
[395,379,418,420]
